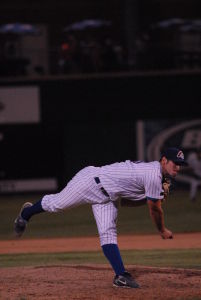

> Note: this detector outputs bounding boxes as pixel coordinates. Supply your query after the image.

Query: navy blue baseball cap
[160,147,188,166]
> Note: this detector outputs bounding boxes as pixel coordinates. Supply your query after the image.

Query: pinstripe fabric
[92,201,118,245]
[99,160,164,201]
[41,161,164,246]
[42,166,108,212]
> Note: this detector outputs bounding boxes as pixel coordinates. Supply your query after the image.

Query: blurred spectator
[101,37,120,72]
[0,38,30,76]
[58,34,80,74]
[79,35,102,73]
[102,38,128,72]
[57,33,128,74]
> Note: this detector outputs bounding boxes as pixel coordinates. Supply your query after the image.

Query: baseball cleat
[14,202,33,237]
[113,271,140,289]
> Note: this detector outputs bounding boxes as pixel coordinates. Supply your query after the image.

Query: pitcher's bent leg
[42,180,87,212]
[92,201,118,245]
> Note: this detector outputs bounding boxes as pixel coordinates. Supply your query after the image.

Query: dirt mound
[1,233,201,299]
[1,264,201,300]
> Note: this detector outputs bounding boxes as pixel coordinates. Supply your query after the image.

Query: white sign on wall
[0,178,58,193]
[0,86,40,124]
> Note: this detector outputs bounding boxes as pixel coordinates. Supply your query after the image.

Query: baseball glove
[162,178,171,201]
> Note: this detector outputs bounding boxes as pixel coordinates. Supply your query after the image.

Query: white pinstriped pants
[41,166,118,245]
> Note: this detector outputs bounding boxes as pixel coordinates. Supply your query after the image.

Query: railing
[0,48,201,79]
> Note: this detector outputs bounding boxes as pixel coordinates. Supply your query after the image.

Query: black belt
[94,177,109,197]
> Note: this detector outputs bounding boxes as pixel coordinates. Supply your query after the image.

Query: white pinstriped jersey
[99,160,164,201]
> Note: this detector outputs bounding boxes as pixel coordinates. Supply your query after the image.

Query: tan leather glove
[162,178,171,201]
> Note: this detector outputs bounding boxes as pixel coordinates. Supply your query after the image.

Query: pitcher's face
[161,158,181,177]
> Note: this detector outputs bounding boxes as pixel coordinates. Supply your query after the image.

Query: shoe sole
[14,202,33,237]
[113,283,140,289]
[113,284,131,288]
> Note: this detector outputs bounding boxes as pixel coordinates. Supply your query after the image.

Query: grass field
[0,190,201,240]
[1,249,201,269]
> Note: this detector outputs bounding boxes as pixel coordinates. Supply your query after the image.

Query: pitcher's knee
[99,232,117,246]
[41,195,64,212]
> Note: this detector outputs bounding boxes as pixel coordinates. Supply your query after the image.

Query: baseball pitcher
[14,147,187,288]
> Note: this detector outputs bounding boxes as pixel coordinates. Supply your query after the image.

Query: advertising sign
[0,86,40,124]
[137,119,201,191]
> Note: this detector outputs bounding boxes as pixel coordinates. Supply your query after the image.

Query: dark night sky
[139,0,201,30]
[0,0,201,27]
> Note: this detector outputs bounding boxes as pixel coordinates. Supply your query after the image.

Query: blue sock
[102,244,125,275]
[21,200,44,221]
